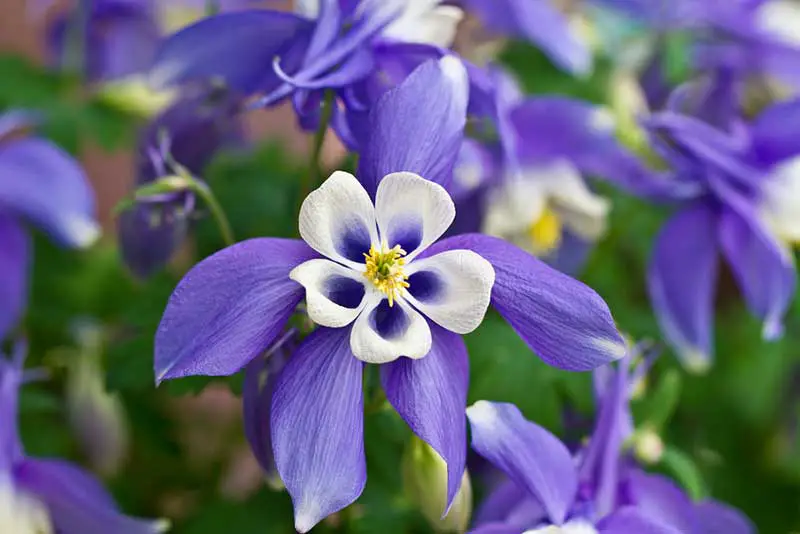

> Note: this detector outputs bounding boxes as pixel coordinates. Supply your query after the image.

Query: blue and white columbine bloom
[154,57,624,532]
[0,111,98,339]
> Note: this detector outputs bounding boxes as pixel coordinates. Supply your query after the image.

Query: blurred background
[1,0,799,533]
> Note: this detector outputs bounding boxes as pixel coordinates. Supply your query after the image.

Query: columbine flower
[0,111,99,339]
[466,349,755,534]
[154,57,624,532]
[0,342,168,534]
[456,67,657,274]
[644,75,799,371]
[117,87,243,278]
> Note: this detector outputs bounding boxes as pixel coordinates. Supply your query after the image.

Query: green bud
[402,436,472,533]
[632,426,665,465]
[96,76,176,118]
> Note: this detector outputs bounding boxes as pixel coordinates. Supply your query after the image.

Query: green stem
[205,0,219,15]
[302,90,336,202]
[187,178,235,247]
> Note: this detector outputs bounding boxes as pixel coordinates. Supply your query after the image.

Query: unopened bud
[67,322,129,476]
[402,436,472,533]
[633,427,664,465]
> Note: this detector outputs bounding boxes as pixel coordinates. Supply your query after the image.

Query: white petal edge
[374,171,455,261]
[761,155,800,244]
[540,160,610,241]
[383,5,465,48]
[405,249,495,335]
[299,171,379,269]
[349,294,432,363]
[289,258,370,328]
[482,173,548,240]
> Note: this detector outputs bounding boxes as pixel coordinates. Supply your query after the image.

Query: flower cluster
[3,0,800,532]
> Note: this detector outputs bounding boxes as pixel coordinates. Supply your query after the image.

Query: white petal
[405,249,495,334]
[524,520,598,534]
[757,0,800,46]
[383,4,464,48]
[537,160,610,241]
[299,171,379,268]
[761,155,800,243]
[350,295,432,363]
[374,171,455,260]
[482,173,547,240]
[293,0,321,18]
[290,259,370,328]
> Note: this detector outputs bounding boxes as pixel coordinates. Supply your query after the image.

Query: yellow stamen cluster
[528,206,563,254]
[363,244,410,307]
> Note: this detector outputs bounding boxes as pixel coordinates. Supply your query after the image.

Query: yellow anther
[363,244,410,306]
[528,206,563,254]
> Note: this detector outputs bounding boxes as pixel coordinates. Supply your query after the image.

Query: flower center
[527,206,563,254]
[363,244,410,307]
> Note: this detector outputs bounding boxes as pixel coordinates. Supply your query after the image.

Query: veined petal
[0,214,28,340]
[358,56,468,196]
[155,238,317,382]
[290,258,370,328]
[404,249,494,334]
[14,459,167,534]
[271,327,366,533]
[475,480,547,528]
[350,295,432,363]
[463,0,591,76]
[374,171,455,259]
[421,234,625,371]
[0,139,98,248]
[718,207,796,340]
[648,203,720,372]
[299,171,379,269]
[466,401,578,525]
[597,507,682,534]
[149,11,313,94]
[382,324,468,511]
[695,500,755,534]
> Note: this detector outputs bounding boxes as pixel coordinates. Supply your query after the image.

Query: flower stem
[205,0,219,15]
[186,178,236,247]
[302,90,336,203]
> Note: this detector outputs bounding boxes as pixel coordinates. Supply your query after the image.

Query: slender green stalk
[205,0,220,16]
[302,90,336,202]
[187,178,236,247]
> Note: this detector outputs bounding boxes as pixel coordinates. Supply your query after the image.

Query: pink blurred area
[0,0,345,232]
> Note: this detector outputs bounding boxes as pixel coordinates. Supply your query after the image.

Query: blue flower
[643,75,799,371]
[466,349,755,534]
[153,57,624,532]
[117,87,244,278]
[0,342,167,533]
[0,111,98,339]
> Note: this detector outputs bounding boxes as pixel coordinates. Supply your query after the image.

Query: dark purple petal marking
[324,276,366,308]
[334,217,374,263]
[407,270,443,302]
[369,299,409,339]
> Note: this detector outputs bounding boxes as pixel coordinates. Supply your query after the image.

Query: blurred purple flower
[0,342,167,533]
[452,67,662,275]
[467,350,755,534]
[153,57,624,532]
[0,111,98,340]
[117,87,244,278]
[644,74,799,371]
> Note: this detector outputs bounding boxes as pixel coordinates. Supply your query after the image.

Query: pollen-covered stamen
[363,244,410,307]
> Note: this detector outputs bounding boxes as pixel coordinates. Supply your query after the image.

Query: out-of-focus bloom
[454,68,660,274]
[66,321,129,477]
[403,435,472,533]
[466,349,755,534]
[0,342,168,533]
[117,87,243,278]
[644,74,799,371]
[149,0,596,148]
[460,0,593,76]
[154,57,624,532]
[0,111,98,339]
